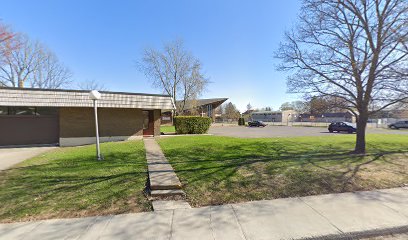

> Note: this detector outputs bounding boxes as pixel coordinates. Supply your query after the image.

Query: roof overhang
[176,98,228,111]
[0,87,175,110]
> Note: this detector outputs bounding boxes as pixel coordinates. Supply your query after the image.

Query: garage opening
[0,107,59,146]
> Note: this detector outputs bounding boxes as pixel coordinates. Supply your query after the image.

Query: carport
[0,107,59,146]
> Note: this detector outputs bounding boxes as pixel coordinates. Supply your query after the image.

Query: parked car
[328,122,356,133]
[248,121,267,127]
[388,121,408,129]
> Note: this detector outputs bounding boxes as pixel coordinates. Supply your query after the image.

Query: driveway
[209,125,408,138]
[0,146,56,171]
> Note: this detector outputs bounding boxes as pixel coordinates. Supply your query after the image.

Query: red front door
[143,110,154,136]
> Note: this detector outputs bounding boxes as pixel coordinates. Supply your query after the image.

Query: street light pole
[89,90,103,161]
[287,113,291,126]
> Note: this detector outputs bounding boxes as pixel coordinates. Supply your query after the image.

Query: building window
[8,107,36,115]
[0,107,7,115]
[36,107,58,116]
[0,107,58,116]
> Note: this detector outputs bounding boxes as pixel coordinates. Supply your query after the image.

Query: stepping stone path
[143,137,191,211]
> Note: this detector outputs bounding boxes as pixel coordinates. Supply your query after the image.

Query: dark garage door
[0,114,59,146]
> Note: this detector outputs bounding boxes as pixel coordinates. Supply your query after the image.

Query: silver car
[388,121,408,129]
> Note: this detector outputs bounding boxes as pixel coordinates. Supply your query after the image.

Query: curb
[159,133,213,137]
[300,225,408,240]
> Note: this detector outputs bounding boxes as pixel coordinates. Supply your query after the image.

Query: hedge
[174,116,212,134]
[238,117,245,126]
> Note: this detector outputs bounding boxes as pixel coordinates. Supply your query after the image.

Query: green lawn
[0,141,150,223]
[160,125,176,133]
[159,134,408,207]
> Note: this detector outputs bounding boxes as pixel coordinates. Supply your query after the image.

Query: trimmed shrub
[238,117,245,126]
[174,116,212,134]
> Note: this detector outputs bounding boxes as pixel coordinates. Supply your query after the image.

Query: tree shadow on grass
[160,139,408,206]
[0,147,150,222]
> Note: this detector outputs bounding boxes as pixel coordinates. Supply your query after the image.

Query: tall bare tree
[30,50,72,89]
[179,62,209,113]
[0,34,72,89]
[138,40,209,115]
[0,35,42,87]
[0,21,19,64]
[276,0,408,153]
[78,79,106,91]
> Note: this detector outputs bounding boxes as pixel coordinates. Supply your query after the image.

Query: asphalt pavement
[208,125,408,138]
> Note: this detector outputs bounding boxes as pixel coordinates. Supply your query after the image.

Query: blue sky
[0,0,301,111]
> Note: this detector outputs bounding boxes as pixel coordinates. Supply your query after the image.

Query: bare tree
[0,35,42,87]
[280,101,309,113]
[138,40,209,115]
[0,21,19,64]
[180,62,210,113]
[276,0,408,153]
[0,34,72,89]
[30,50,72,89]
[78,79,106,91]
[246,103,253,111]
[309,96,349,115]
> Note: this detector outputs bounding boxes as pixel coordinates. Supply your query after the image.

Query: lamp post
[287,113,291,126]
[89,90,103,160]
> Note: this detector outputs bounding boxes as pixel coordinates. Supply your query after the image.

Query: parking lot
[208,125,408,138]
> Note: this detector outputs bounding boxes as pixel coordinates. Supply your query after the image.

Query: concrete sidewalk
[1,188,407,240]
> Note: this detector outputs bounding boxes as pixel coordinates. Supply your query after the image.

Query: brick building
[161,98,228,124]
[0,87,174,146]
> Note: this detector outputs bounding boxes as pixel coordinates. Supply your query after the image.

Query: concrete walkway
[1,187,407,240]
[0,146,56,171]
[144,137,185,198]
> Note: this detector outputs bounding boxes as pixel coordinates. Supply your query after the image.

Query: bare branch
[276,0,408,153]
[138,39,210,115]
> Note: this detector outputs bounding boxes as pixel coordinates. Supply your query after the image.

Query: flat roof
[0,87,175,110]
[0,86,170,97]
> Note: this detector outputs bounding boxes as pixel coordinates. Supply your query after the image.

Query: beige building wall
[281,110,298,124]
[59,107,145,146]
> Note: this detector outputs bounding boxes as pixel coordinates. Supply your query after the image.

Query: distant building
[162,98,228,124]
[250,110,296,123]
[250,110,355,124]
[297,112,353,123]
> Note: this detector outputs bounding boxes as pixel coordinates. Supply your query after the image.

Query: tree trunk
[18,80,24,88]
[354,112,368,154]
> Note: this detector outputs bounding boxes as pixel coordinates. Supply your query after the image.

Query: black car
[328,122,356,133]
[248,121,267,127]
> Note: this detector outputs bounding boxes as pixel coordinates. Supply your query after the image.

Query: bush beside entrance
[174,116,211,134]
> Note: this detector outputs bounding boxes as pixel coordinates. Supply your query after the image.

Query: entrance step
[152,200,191,211]
[150,189,186,197]
[149,171,182,190]
[144,137,189,209]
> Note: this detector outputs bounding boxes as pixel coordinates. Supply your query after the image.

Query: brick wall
[59,107,144,138]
